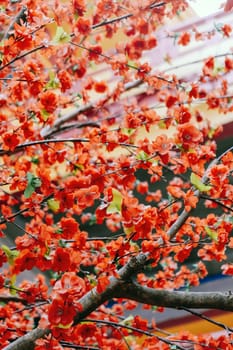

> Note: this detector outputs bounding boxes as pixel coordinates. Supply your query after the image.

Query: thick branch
[3,328,49,350]
[4,146,233,349]
[3,253,148,350]
[115,282,233,311]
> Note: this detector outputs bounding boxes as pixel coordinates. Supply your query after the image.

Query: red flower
[13,249,36,274]
[94,80,108,93]
[225,56,233,71]
[72,0,86,16]
[40,91,58,113]
[53,272,86,299]
[177,123,202,149]
[88,45,102,61]
[152,134,172,155]
[76,185,100,209]
[166,95,177,108]
[183,190,199,212]
[175,243,193,262]
[74,17,91,36]
[48,296,76,326]
[202,57,214,76]
[58,70,72,92]
[178,32,191,46]
[147,36,157,49]
[132,315,148,335]
[221,24,232,37]
[136,181,148,194]
[175,106,192,124]
[52,247,71,272]
[60,217,79,239]
[0,273,4,288]
[222,263,233,275]
[74,323,97,338]
[2,132,20,151]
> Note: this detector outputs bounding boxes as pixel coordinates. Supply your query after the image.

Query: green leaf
[73,163,84,173]
[24,172,41,198]
[24,184,35,198]
[205,226,218,242]
[1,245,19,266]
[9,274,17,295]
[136,150,150,161]
[119,315,134,325]
[59,239,67,248]
[56,322,73,329]
[121,128,135,136]
[45,71,59,90]
[87,214,96,226]
[47,198,60,212]
[51,26,70,45]
[158,120,166,129]
[31,157,39,164]
[190,172,212,192]
[106,188,123,214]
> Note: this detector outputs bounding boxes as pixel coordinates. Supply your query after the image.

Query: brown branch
[60,343,100,350]
[164,52,233,73]
[4,146,232,349]
[70,41,174,86]
[3,328,50,350]
[0,137,138,157]
[180,307,233,332]
[0,295,27,305]
[0,44,45,72]
[114,282,233,311]
[3,6,28,41]
[41,79,143,138]
[0,192,54,225]
[200,194,233,212]
[92,1,166,30]
[0,207,29,225]
[83,319,187,350]
[3,253,148,350]
[0,1,167,73]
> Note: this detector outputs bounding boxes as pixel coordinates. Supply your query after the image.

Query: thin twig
[84,318,186,350]
[180,307,233,333]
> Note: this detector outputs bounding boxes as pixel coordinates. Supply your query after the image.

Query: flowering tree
[0,0,233,349]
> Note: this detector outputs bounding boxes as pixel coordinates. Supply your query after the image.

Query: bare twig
[180,307,233,332]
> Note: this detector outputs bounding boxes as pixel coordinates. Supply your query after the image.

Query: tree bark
[115,282,233,311]
[4,252,233,350]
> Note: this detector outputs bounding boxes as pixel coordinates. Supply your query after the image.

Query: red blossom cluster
[0,0,232,349]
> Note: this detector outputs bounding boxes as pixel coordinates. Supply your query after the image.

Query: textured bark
[4,328,49,350]
[4,251,233,350]
[3,253,148,350]
[3,155,230,350]
[115,282,233,311]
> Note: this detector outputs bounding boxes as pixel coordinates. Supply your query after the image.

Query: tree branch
[92,2,166,30]
[0,137,138,157]
[3,253,149,350]
[114,282,233,311]
[180,307,233,332]
[3,6,28,41]
[3,328,49,350]
[4,146,232,349]
[41,79,143,138]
